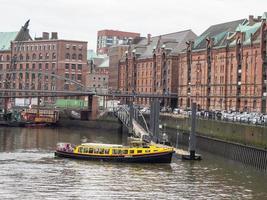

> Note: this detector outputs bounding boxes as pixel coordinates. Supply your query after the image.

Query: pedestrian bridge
[113,106,151,142]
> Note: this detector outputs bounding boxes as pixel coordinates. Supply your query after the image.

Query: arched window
[19,54,23,61]
[0,55,3,61]
[52,53,56,60]
[72,54,76,60]
[65,53,70,59]
[32,53,36,60]
[26,54,30,61]
[39,53,43,60]
[6,55,10,61]
[78,54,82,60]
[45,53,49,59]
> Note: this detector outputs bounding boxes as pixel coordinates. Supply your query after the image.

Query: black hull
[55,151,174,163]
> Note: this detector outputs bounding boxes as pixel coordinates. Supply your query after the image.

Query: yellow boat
[55,142,174,163]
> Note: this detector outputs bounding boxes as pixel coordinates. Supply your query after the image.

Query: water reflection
[0,127,122,152]
[0,127,266,200]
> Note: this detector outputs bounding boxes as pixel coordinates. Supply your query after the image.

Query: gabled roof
[233,22,262,45]
[129,30,197,59]
[193,19,246,50]
[0,32,18,51]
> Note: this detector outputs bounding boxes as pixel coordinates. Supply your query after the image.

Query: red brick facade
[178,17,267,113]
[119,31,196,106]
[108,45,129,92]
[0,29,88,105]
[118,16,267,113]
[10,38,87,93]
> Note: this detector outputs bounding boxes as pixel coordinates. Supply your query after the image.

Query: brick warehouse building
[118,31,196,107]
[0,21,88,104]
[108,45,129,92]
[178,13,267,113]
[86,50,109,92]
[97,30,140,55]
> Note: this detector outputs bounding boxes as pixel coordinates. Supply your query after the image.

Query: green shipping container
[55,99,85,108]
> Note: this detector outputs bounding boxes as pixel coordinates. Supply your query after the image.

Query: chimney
[147,34,151,45]
[51,32,58,40]
[249,15,254,24]
[42,32,49,40]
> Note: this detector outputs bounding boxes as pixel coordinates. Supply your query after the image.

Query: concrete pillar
[91,95,99,120]
[87,95,98,120]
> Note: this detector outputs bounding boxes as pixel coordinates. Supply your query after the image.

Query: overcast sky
[1,0,267,51]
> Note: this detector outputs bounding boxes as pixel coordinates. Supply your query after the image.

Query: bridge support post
[150,99,160,143]
[37,96,40,117]
[88,95,93,111]
[86,95,98,120]
[4,98,9,116]
[129,101,134,134]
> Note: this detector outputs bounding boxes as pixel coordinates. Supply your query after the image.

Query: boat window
[154,150,158,152]
[112,149,118,154]
[78,147,83,153]
[137,150,142,154]
[89,148,93,153]
[84,148,89,153]
[145,150,150,153]
[94,148,99,154]
[122,150,128,154]
[129,150,134,154]
[104,149,110,154]
[99,149,104,154]
[112,149,122,155]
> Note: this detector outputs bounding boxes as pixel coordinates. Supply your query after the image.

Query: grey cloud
[0,0,266,51]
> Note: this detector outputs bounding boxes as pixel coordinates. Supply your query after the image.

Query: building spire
[14,19,32,41]
[23,19,30,31]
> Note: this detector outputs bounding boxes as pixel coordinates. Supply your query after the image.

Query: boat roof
[80,143,124,148]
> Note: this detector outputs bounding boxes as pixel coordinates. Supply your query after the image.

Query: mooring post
[150,99,160,143]
[189,102,197,159]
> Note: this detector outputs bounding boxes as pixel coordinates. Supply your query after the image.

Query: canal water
[0,127,267,200]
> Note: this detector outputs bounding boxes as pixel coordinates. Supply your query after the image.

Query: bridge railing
[113,105,151,141]
[113,106,132,131]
